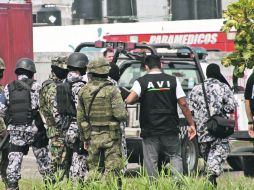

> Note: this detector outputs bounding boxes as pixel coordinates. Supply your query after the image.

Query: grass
[1,167,254,190]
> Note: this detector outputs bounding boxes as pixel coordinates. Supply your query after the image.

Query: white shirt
[131,71,186,99]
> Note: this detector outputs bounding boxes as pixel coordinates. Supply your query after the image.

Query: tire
[181,136,199,175]
[227,156,242,171]
[242,156,254,177]
[228,147,254,175]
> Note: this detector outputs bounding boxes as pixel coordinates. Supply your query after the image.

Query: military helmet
[51,56,68,69]
[67,52,88,69]
[15,58,36,73]
[87,57,110,75]
[0,58,5,70]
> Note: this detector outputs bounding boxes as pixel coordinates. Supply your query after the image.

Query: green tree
[221,0,254,77]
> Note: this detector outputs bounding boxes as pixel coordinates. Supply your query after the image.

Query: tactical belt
[89,116,112,122]
[92,125,110,132]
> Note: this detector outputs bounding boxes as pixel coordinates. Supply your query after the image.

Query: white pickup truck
[74,41,254,175]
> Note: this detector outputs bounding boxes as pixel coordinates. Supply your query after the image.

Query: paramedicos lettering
[149,33,218,45]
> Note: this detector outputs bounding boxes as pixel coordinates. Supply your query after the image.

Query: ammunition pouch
[109,122,121,140]
[9,143,29,155]
[80,121,91,141]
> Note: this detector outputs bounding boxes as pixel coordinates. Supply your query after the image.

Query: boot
[117,177,122,190]
[6,182,19,190]
[2,176,8,190]
[208,175,217,188]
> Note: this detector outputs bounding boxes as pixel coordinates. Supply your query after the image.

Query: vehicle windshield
[118,61,201,91]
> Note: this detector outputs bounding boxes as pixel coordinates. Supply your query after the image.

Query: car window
[162,62,200,90]
[118,61,201,91]
[118,63,146,88]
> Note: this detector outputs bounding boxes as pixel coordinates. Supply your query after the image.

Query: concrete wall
[30,0,239,25]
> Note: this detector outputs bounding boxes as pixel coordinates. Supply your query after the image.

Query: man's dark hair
[103,48,114,57]
[144,55,161,69]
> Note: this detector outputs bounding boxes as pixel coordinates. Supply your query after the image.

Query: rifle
[0,133,9,151]
[33,111,49,148]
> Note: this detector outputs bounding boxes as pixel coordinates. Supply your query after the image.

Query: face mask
[53,67,68,80]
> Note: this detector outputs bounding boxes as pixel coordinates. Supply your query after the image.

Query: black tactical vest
[137,73,180,137]
[56,80,85,117]
[8,79,34,125]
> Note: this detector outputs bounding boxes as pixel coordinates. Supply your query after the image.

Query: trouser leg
[206,139,230,177]
[6,152,23,189]
[50,136,66,172]
[32,146,52,177]
[69,152,88,182]
[62,147,73,178]
[161,135,183,175]
[142,136,160,178]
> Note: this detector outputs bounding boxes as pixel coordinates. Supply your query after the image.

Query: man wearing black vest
[125,55,196,178]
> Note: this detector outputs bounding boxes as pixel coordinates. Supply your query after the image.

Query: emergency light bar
[75,41,207,60]
[75,41,157,54]
[94,41,104,48]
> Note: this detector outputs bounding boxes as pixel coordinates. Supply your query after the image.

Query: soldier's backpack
[56,81,76,117]
[56,81,85,130]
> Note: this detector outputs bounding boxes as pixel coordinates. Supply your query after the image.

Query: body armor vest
[8,79,34,125]
[138,73,180,137]
[82,82,113,126]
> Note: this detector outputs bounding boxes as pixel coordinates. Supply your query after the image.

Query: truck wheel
[227,156,242,171]
[181,136,199,175]
[243,156,254,177]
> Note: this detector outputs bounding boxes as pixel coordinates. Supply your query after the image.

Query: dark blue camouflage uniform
[189,78,236,176]
[0,75,51,184]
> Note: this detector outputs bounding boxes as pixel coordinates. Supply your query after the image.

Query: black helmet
[15,58,36,74]
[67,52,88,69]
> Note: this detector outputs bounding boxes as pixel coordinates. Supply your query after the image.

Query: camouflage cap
[87,57,110,75]
[0,58,5,70]
[51,56,68,69]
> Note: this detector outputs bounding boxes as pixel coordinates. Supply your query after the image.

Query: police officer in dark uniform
[125,55,196,178]
[0,58,51,190]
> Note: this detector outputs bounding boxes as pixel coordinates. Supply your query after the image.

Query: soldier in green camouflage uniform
[77,57,128,186]
[39,57,68,175]
[0,57,8,188]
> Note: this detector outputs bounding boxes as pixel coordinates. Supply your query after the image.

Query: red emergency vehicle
[103,19,236,52]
